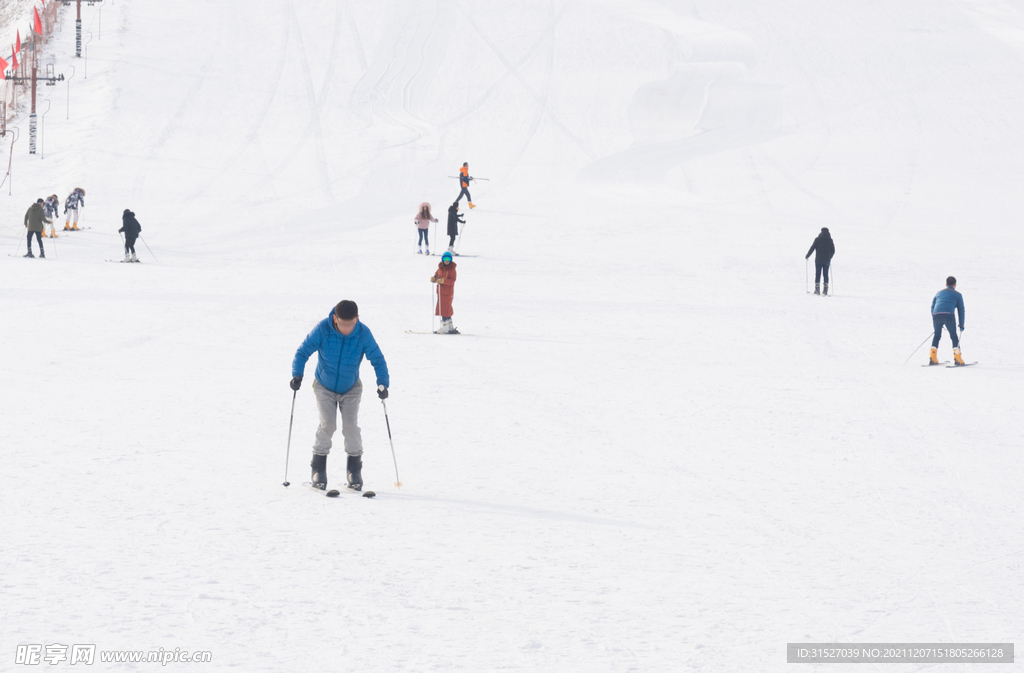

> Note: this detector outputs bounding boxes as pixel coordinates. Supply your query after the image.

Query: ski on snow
[106,260,143,263]
[405,330,468,336]
[302,482,376,498]
[922,362,950,367]
[946,362,979,368]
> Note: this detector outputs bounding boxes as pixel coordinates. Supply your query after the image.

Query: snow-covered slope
[2,1,1023,670]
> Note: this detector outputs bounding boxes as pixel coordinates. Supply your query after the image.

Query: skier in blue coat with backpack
[929,276,966,366]
[291,300,390,491]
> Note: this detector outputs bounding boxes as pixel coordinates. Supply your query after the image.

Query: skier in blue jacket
[291,300,390,491]
[929,276,966,366]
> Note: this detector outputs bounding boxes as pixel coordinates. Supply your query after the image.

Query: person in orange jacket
[431,251,459,334]
[456,162,475,208]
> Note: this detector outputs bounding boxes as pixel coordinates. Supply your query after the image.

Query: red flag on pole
[16,30,21,53]
[33,8,43,35]
[11,48,17,70]
[0,55,7,81]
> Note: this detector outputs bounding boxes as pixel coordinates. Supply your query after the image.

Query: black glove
[959,326,965,332]
[290,376,303,391]
[377,385,388,400]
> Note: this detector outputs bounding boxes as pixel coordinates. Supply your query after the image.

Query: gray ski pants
[312,379,363,457]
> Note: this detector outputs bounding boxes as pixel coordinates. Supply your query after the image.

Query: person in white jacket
[64,187,85,231]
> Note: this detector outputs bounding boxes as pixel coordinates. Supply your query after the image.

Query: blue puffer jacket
[931,287,965,328]
[292,310,390,395]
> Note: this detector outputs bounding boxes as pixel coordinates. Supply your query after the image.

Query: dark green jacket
[24,203,51,232]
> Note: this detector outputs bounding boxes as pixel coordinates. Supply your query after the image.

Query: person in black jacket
[446,201,465,253]
[118,209,142,263]
[805,227,835,295]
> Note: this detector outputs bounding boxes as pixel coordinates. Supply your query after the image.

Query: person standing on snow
[23,199,51,258]
[929,276,967,366]
[291,300,390,492]
[64,187,85,231]
[456,162,475,209]
[414,202,438,254]
[446,201,465,253]
[43,195,60,238]
[432,251,459,334]
[805,227,835,295]
[119,209,142,262]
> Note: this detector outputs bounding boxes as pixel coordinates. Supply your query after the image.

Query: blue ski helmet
[441,251,453,262]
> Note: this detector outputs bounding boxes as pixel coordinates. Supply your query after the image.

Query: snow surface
[2,0,1024,671]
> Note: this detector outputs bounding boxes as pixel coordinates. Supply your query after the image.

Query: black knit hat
[334,300,358,320]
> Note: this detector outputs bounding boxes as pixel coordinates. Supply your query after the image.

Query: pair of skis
[303,482,376,498]
[922,361,979,368]
[405,330,466,336]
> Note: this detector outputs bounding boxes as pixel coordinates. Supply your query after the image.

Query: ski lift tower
[57,0,83,57]
[6,40,64,154]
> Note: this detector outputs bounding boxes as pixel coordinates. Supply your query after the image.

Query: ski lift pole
[41,99,51,159]
[65,65,75,120]
[7,126,19,196]
[85,32,92,79]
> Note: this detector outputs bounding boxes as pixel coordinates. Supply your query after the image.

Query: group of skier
[288,163,480,494]
[802,228,968,366]
[21,188,145,264]
[21,188,86,258]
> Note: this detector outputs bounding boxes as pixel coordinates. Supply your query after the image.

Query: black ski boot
[39,249,45,259]
[822,283,828,296]
[23,250,34,258]
[310,454,328,490]
[346,454,363,491]
[813,282,820,295]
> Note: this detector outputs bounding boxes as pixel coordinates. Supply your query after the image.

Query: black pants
[26,231,43,251]
[815,259,830,283]
[417,229,429,246]
[456,186,471,203]
[125,235,137,254]
[931,313,959,348]
[449,233,457,247]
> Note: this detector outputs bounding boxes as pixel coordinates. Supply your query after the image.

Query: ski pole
[283,390,297,487]
[904,332,935,365]
[14,231,23,257]
[139,234,158,262]
[805,258,809,293]
[457,220,468,253]
[381,400,402,488]
[433,282,439,333]
[830,263,835,296]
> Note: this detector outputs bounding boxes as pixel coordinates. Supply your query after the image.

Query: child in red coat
[431,252,458,334]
